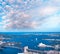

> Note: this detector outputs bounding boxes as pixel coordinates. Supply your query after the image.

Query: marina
[0,0,60,54]
[0,32,60,54]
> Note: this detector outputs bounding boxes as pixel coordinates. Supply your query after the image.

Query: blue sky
[0,0,60,32]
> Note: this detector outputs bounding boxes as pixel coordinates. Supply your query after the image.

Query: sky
[0,0,60,32]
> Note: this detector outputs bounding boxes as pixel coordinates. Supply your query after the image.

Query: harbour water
[0,32,60,54]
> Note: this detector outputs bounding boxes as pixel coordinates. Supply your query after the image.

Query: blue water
[0,32,60,54]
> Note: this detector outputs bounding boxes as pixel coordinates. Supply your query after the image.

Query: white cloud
[42,16,60,28]
[2,9,39,29]
[17,0,22,3]
[39,6,58,17]
[0,0,60,31]
[2,16,7,20]
[5,0,15,4]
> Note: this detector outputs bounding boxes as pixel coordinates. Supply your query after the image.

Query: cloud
[39,6,58,17]
[2,10,39,29]
[0,0,60,31]
[42,16,60,28]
